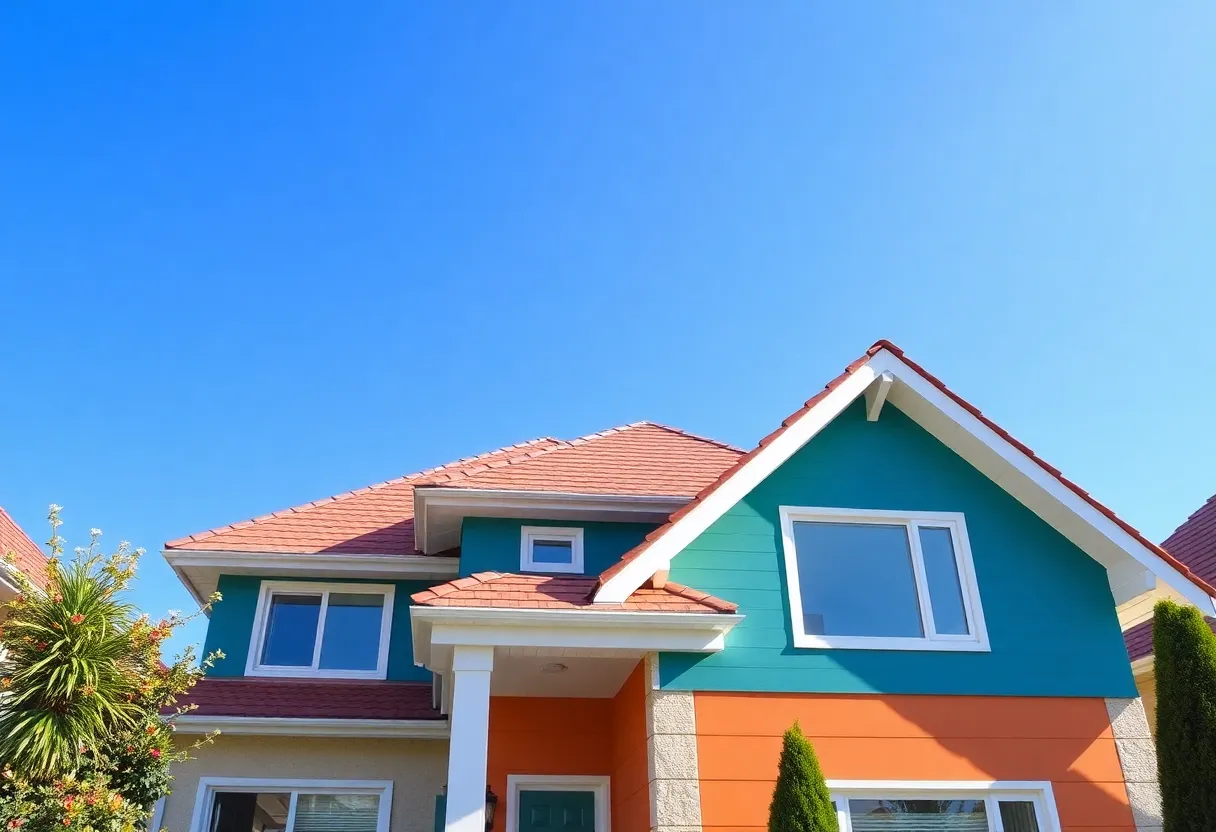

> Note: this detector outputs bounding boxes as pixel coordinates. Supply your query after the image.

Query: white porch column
[444,645,494,832]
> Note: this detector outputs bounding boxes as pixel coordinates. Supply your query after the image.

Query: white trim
[595,362,880,602]
[414,488,688,555]
[188,776,393,832]
[595,347,1216,617]
[827,780,1061,832]
[864,371,894,421]
[149,797,165,831]
[520,526,585,574]
[172,714,449,738]
[505,774,610,832]
[779,506,989,652]
[245,581,395,680]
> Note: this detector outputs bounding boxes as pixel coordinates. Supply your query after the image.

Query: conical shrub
[768,721,838,832]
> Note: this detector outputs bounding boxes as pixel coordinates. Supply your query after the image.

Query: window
[779,507,988,651]
[828,782,1058,832]
[520,526,585,574]
[191,778,392,832]
[246,582,395,679]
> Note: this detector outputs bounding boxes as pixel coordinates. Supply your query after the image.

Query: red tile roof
[1123,614,1216,663]
[411,571,737,614]
[0,507,49,589]
[177,678,442,720]
[597,341,1216,605]
[165,423,742,555]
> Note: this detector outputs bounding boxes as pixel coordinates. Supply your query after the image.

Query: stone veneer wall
[1106,697,1162,832]
[645,653,702,832]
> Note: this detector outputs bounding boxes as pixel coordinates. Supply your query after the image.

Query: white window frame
[505,774,610,832]
[520,526,585,574]
[779,506,989,652]
[827,780,1061,832]
[246,581,396,680]
[189,776,393,832]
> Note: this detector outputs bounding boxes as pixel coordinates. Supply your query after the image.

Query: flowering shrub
[0,506,222,831]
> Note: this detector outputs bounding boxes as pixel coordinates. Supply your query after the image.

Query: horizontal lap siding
[695,692,1134,832]
[611,664,650,832]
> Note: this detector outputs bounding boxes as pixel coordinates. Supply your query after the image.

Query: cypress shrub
[1154,599,1216,830]
[768,721,838,832]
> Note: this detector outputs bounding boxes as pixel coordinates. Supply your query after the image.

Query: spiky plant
[0,505,222,830]
[768,721,838,832]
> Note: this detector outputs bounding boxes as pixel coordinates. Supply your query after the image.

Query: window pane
[260,595,321,667]
[209,791,290,832]
[918,527,970,635]
[293,793,380,832]
[531,539,574,564]
[849,799,988,832]
[792,522,923,638]
[319,593,385,671]
[998,801,1041,832]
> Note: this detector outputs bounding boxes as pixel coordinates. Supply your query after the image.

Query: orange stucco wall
[695,692,1135,832]
[486,662,648,832]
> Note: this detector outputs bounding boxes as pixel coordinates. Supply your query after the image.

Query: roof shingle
[166,424,741,556]
[0,507,49,589]
[411,571,737,614]
[177,678,442,720]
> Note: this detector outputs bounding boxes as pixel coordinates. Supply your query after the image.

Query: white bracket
[865,371,895,421]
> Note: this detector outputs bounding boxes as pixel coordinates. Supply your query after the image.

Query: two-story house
[158,341,1214,832]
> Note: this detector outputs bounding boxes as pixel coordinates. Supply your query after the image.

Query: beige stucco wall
[163,734,449,832]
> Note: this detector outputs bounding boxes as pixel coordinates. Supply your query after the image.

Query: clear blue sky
[3,3,1215,658]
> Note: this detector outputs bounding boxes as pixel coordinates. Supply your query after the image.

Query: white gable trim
[595,348,1216,616]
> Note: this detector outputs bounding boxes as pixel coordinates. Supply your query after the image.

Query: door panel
[518,790,596,832]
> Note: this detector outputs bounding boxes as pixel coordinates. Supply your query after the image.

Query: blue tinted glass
[793,521,923,638]
[531,540,574,564]
[919,527,969,635]
[319,593,384,671]
[260,595,321,666]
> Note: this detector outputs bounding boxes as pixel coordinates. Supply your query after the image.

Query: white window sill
[792,633,991,652]
[246,666,388,681]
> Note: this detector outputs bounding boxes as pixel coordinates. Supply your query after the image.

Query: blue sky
[2,3,1214,658]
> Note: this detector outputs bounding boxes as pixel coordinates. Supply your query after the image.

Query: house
[1118,493,1216,731]
[157,340,1214,832]
[0,506,49,602]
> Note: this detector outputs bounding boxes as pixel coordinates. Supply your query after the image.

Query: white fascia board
[172,715,449,739]
[414,488,690,555]
[874,350,1216,616]
[409,605,740,667]
[162,549,460,576]
[594,362,880,603]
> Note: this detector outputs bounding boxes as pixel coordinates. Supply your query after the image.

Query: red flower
[149,748,162,759]
[69,614,84,625]
[9,819,25,828]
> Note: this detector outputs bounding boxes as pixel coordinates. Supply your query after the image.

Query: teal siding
[459,518,657,577]
[202,575,434,681]
[661,399,1138,698]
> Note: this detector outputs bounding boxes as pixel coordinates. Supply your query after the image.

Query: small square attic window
[520,526,584,574]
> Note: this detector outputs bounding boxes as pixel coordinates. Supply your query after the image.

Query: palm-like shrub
[0,506,222,831]
[768,721,838,832]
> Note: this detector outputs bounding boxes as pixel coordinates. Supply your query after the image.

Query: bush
[0,506,222,831]
[1154,599,1216,831]
[768,721,838,832]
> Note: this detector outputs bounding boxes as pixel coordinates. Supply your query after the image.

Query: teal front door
[518,790,596,832]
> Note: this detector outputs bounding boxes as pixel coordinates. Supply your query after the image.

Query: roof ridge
[623,421,748,454]
[164,437,564,548]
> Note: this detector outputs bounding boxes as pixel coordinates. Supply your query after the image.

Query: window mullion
[948,521,979,638]
[311,592,330,671]
[286,791,299,832]
[986,796,1003,832]
[906,523,937,638]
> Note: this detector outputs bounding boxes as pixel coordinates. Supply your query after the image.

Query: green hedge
[768,721,838,832]
[1154,599,1216,830]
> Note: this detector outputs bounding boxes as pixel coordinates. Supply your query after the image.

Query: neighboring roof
[595,340,1216,610]
[1160,493,1216,587]
[177,678,442,720]
[0,507,49,589]
[165,423,742,555]
[1122,615,1216,663]
[410,571,737,614]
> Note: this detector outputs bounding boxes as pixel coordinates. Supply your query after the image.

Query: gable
[661,399,1138,696]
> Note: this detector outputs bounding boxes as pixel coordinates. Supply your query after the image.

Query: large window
[520,526,585,574]
[779,507,988,651]
[246,582,395,679]
[192,778,392,832]
[828,783,1058,832]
